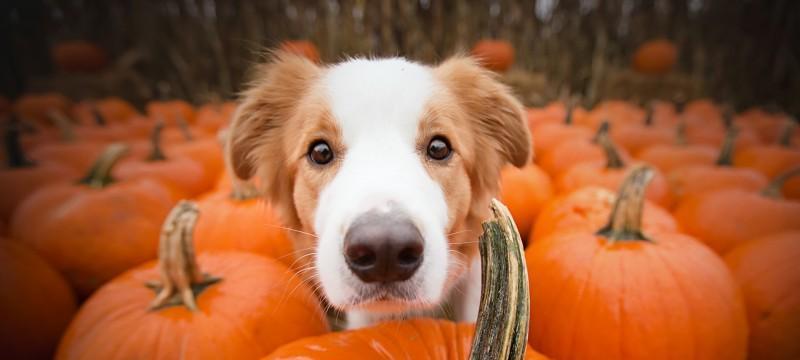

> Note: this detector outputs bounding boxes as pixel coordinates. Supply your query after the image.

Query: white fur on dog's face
[314,59,450,310]
[227,52,530,323]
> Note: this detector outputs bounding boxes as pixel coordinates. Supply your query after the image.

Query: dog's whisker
[446,229,474,237]
[264,224,319,238]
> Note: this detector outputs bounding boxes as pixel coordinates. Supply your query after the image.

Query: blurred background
[2,0,799,113]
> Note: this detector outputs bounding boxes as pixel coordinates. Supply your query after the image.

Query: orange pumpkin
[56,201,329,360]
[13,93,72,127]
[29,141,107,173]
[280,40,321,63]
[637,143,718,174]
[169,138,224,183]
[10,144,175,297]
[498,164,555,246]
[72,97,138,126]
[146,100,196,126]
[555,133,672,208]
[734,126,800,199]
[114,123,212,199]
[0,239,77,360]
[530,105,594,159]
[609,122,675,156]
[538,122,631,177]
[471,39,515,72]
[631,39,678,75]
[266,318,547,360]
[673,168,800,254]
[51,40,108,73]
[576,100,644,130]
[195,101,237,134]
[193,187,295,267]
[531,185,677,243]
[725,231,800,360]
[668,165,768,206]
[0,122,78,222]
[527,166,748,359]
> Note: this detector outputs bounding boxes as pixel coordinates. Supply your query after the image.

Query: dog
[226,51,531,328]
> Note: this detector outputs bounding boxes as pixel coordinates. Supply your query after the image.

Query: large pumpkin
[631,39,678,75]
[673,168,800,254]
[10,144,175,296]
[471,39,515,72]
[526,166,748,359]
[265,318,546,359]
[56,201,329,360]
[499,164,554,246]
[0,239,77,360]
[725,231,800,360]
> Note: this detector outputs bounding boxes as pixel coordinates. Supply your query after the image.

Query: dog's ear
[434,56,532,168]
[227,51,321,181]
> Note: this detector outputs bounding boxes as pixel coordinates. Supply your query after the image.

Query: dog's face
[228,52,530,314]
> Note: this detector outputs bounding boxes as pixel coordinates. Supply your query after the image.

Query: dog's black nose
[344,212,424,283]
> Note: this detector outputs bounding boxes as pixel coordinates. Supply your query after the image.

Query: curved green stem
[761,167,800,199]
[597,165,654,242]
[79,143,129,189]
[715,126,738,166]
[47,111,77,142]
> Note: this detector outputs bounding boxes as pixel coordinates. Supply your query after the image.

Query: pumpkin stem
[47,111,77,142]
[778,120,797,147]
[675,122,688,146]
[592,121,611,143]
[4,117,35,168]
[721,105,734,129]
[148,120,167,161]
[469,199,529,360]
[597,165,654,242]
[761,166,800,199]
[595,127,625,169]
[177,116,194,141]
[79,143,129,188]
[715,126,738,166]
[564,104,573,125]
[643,102,654,126]
[91,104,107,126]
[146,201,221,311]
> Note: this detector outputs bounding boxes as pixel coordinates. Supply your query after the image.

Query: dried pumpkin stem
[778,120,797,147]
[722,106,734,129]
[146,201,221,311]
[4,117,35,168]
[47,110,77,142]
[469,199,529,360]
[148,120,167,161]
[592,120,611,144]
[91,105,107,126]
[79,143,129,188]
[643,103,654,126]
[595,127,625,169]
[564,104,574,125]
[761,167,800,199]
[715,126,738,166]
[675,122,688,146]
[177,116,194,141]
[597,165,654,242]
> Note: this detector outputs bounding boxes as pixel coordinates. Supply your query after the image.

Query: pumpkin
[72,97,138,126]
[733,108,794,143]
[530,105,594,159]
[576,100,644,130]
[169,137,224,183]
[193,185,295,267]
[146,100,196,126]
[539,122,631,177]
[471,39,515,72]
[725,231,800,360]
[114,122,212,199]
[673,167,800,254]
[265,318,546,360]
[51,40,109,73]
[734,123,800,199]
[499,164,555,246]
[13,93,72,127]
[0,121,78,222]
[526,102,568,130]
[280,40,321,63]
[555,131,672,208]
[526,166,748,359]
[195,101,237,134]
[531,186,677,243]
[56,201,329,360]
[10,144,175,296]
[0,239,77,360]
[668,165,768,206]
[631,39,678,75]
[609,122,675,156]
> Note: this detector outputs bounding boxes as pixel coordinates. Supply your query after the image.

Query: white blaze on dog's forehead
[322,58,438,146]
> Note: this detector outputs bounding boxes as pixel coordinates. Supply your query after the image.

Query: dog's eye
[426,136,452,161]
[308,140,334,165]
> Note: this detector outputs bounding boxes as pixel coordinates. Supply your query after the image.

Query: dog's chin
[335,282,433,314]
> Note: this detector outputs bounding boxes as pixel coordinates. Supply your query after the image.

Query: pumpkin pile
[1,89,798,358]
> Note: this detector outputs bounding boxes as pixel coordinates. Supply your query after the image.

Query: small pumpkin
[609,121,675,156]
[668,165,768,206]
[13,93,72,127]
[146,100,196,126]
[527,166,748,359]
[673,167,800,254]
[51,40,109,73]
[0,239,77,360]
[725,231,800,360]
[530,105,594,159]
[631,39,678,75]
[195,101,237,134]
[10,144,175,296]
[539,122,631,177]
[280,40,321,63]
[56,201,329,360]
[499,164,555,246]
[471,39,515,72]
[72,97,138,126]
[734,122,800,199]
[636,123,718,173]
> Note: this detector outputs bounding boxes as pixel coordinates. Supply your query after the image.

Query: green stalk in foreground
[469,199,530,360]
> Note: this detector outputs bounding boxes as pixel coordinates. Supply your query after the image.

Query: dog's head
[228,51,530,313]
